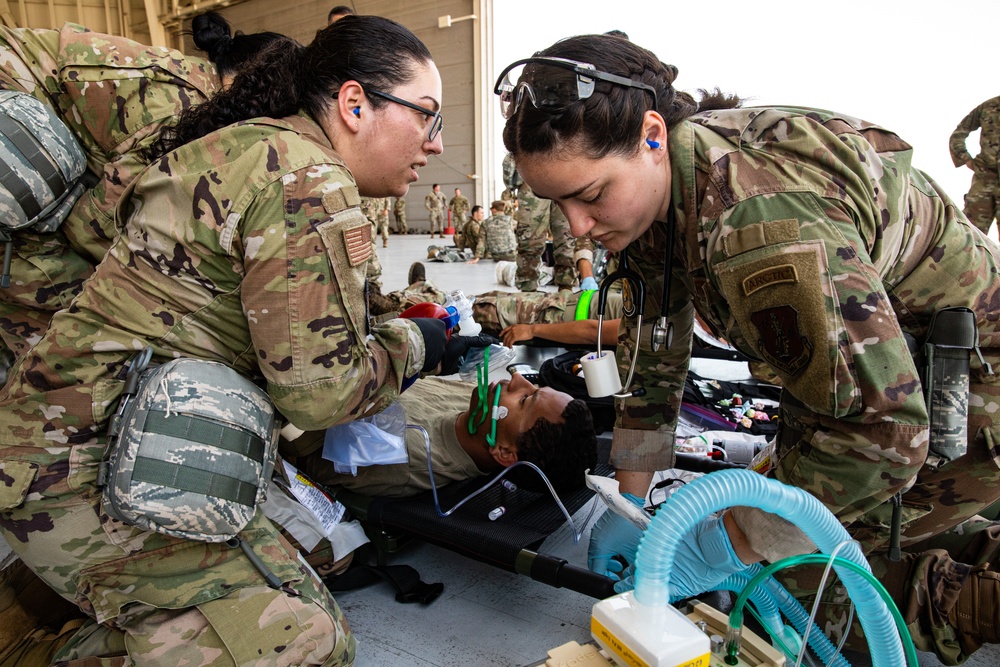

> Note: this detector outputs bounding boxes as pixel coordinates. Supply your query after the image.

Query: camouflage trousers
[0,444,355,666]
[963,170,999,237]
[394,212,408,235]
[427,211,444,235]
[514,199,575,291]
[773,349,1000,665]
[375,214,390,242]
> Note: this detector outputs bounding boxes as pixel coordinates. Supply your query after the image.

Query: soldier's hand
[501,324,534,347]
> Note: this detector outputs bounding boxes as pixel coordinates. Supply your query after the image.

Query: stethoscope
[593,210,676,399]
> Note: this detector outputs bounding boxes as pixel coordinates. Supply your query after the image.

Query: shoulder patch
[750,305,813,375]
[343,224,373,267]
[322,188,362,214]
[742,264,798,296]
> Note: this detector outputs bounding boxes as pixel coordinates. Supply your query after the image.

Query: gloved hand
[408,317,448,373]
[580,276,599,292]
[666,513,749,601]
[588,493,645,580]
[441,332,501,375]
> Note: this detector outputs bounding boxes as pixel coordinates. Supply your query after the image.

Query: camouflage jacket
[619,106,1000,555]
[393,197,406,215]
[424,191,445,212]
[480,213,516,258]
[0,112,425,453]
[502,153,523,193]
[463,219,484,258]
[449,195,469,217]
[949,95,1000,172]
[0,23,217,259]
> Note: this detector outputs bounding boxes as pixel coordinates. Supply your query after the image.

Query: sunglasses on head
[494,56,657,119]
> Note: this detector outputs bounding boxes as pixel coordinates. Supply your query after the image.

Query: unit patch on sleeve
[750,305,813,376]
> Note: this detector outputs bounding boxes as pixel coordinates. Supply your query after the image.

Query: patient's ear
[491,442,518,467]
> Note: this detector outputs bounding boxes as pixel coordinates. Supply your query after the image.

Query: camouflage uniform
[425,245,470,263]
[506,154,575,290]
[479,212,517,261]
[382,281,623,337]
[392,197,407,234]
[448,193,469,227]
[359,197,383,288]
[616,106,1000,663]
[423,189,445,235]
[373,197,390,244]
[500,188,517,216]
[950,95,1000,236]
[0,24,217,359]
[460,218,482,255]
[0,111,431,665]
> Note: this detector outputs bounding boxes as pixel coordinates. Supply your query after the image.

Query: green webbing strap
[144,411,266,463]
[575,289,596,321]
[131,456,258,506]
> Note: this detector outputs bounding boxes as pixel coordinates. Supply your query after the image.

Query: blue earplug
[645,139,660,149]
[353,107,361,117]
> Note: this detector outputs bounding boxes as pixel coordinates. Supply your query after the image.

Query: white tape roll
[580,351,622,398]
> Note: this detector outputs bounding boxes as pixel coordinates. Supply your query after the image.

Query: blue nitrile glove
[611,513,748,596]
[588,493,645,580]
[580,276,599,292]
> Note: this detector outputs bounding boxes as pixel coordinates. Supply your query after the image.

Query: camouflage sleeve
[474,224,486,259]
[949,103,981,167]
[574,236,595,265]
[240,167,421,432]
[715,192,929,559]
[611,226,693,472]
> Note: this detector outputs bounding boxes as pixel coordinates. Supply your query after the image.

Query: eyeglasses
[494,57,658,119]
[368,89,443,142]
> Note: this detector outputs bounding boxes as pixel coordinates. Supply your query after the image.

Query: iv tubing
[728,554,918,667]
[632,469,904,667]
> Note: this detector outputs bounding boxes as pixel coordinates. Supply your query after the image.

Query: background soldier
[468,200,517,263]
[424,183,445,237]
[459,205,485,255]
[950,94,1000,237]
[393,196,408,234]
[374,197,391,247]
[449,187,470,228]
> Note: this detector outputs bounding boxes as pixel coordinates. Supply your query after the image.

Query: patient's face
[467,372,572,439]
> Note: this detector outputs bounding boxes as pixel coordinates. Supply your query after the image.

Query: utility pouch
[99,348,280,543]
[920,307,976,466]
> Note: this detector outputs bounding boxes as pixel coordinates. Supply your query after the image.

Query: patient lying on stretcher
[285,375,597,498]
[379,261,623,347]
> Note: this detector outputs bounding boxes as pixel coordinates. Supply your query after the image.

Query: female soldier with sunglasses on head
[0,15,498,667]
[498,35,1000,665]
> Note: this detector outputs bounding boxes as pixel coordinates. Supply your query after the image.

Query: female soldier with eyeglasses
[498,35,1000,665]
[0,15,494,667]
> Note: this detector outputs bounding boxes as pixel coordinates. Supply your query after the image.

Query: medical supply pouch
[921,307,976,466]
[0,91,86,233]
[100,351,280,542]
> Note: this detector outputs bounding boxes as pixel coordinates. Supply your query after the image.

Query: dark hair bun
[192,12,233,61]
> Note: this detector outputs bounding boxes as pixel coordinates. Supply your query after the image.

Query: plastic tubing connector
[633,469,903,667]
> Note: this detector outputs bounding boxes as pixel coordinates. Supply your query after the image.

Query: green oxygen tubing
[632,469,908,666]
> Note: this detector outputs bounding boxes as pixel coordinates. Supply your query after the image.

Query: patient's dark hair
[191,12,294,79]
[509,399,596,494]
[146,15,432,160]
